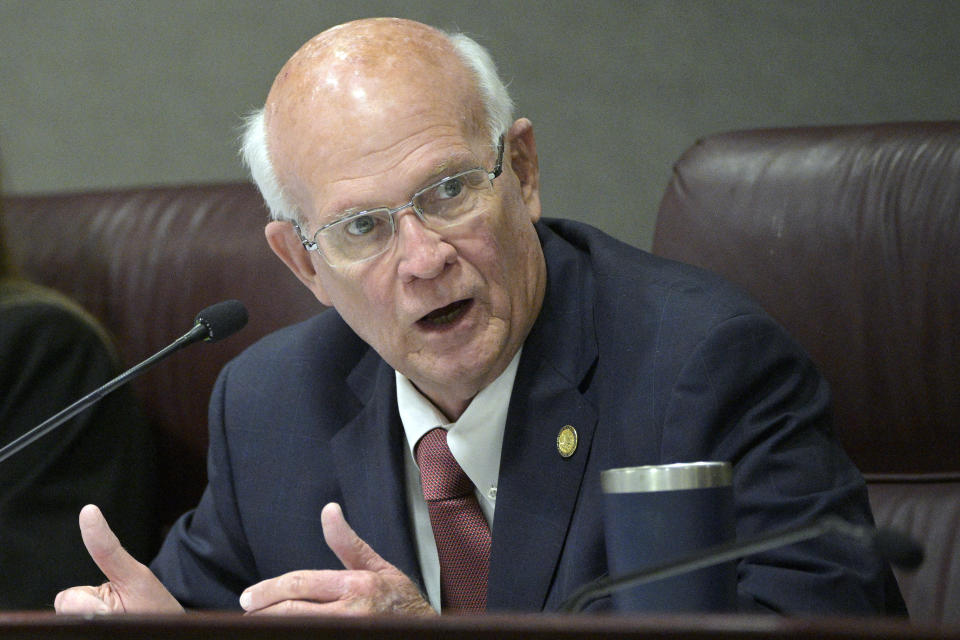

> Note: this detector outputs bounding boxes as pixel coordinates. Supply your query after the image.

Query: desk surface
[0,612,957,640]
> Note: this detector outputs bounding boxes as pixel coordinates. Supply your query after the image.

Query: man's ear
[265,221,333,306]
[506,117,541,222]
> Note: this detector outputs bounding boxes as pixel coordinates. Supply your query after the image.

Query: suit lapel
[487,221,599,611]
[330,350,423,588]
[487,358,598,610]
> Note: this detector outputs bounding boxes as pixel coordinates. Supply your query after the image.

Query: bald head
[263,19,488,217]
[243,18,514,223]
[268,19,481,129]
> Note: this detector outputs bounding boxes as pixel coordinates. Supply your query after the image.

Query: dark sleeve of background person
[0,281,160,609]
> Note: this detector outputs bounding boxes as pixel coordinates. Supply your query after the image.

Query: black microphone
[0,300,248,464]
[559,515,924,613]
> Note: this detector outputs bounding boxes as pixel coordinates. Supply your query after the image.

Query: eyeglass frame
[292,135,505,267]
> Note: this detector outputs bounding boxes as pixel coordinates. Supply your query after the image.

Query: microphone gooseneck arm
[558,516,923,613]
[0,325,204,465]
[0,300,248,465]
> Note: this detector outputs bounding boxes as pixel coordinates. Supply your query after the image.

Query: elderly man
[55,17,903,616]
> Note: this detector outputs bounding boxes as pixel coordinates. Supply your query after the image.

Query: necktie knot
[416,428,473,501]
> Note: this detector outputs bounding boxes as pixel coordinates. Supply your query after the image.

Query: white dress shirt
[396,348,521,612]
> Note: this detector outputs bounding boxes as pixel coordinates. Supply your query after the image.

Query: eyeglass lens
[319,168,491,264]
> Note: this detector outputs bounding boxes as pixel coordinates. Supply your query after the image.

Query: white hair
[240,109,293,222]
[240,30,514,223]
[447,32,515,150]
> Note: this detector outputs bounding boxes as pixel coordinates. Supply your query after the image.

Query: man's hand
[240,502,436,616]
[54,504,184,615]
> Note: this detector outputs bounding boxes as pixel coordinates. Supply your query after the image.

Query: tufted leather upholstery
[653,122,960,625]
[3,183,320,528]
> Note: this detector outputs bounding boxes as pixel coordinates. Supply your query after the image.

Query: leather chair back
[3,183,320,528]
[653,122,960,625]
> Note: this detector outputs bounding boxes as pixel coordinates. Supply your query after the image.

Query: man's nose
[394,208,456,281]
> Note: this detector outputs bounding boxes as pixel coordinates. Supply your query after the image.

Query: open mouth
[418,299,472,328]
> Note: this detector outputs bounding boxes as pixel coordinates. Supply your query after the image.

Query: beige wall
[1,0,958,249]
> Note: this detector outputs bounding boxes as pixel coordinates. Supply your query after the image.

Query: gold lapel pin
[557,425,578,458]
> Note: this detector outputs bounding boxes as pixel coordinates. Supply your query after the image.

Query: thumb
[321,502,393,573]
[79,504,141,584]
[78,504,183,613]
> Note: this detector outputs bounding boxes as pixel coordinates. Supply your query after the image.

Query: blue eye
[435,177,465,200]
[345,215,378,236]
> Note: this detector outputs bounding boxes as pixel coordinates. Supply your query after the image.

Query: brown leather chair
[3,183,320,529]
[653,122,960,625]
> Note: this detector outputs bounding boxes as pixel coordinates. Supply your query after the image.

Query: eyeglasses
[294,136,504,267]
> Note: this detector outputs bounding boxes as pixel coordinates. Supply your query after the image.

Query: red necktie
[415,427,491,613]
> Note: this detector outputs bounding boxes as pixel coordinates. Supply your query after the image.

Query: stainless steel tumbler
[601,461,736,612]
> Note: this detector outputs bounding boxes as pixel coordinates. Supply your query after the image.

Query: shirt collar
[396,348,522,498]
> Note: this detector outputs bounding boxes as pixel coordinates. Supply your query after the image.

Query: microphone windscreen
[873,528,924,569]
[194,300,249,342]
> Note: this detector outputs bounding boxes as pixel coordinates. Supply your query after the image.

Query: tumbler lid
[601,461,732,493]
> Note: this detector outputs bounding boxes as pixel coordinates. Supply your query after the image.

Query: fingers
[73,504,184,614]
[239,569,364,612]
[245,595,379,617]
[240,567,434,616]
[240,503,435,617]
[320,502,391,573]
[54,586,111,615]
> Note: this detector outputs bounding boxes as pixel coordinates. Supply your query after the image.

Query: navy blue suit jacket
[151,219,903,614]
